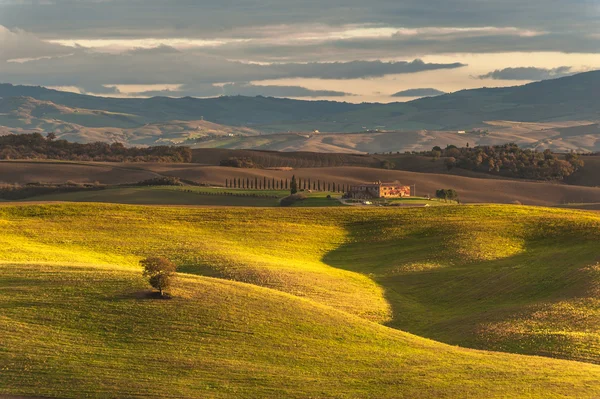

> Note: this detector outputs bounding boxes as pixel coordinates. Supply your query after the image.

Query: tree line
[426,143,584,181]
[225,176,348,192]
[0,133,192,162]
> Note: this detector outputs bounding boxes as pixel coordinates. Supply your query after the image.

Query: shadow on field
[321,213,600,361]
[115,290,173,300]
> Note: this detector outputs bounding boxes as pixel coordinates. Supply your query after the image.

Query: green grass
[25,186,346,207]
[24,187,281,207]
[5,263,600,398]
[3,204,600,397]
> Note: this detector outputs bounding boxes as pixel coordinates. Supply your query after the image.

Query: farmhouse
[347,181,411,199]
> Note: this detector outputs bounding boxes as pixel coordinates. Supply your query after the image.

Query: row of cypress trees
[225,176,348,193]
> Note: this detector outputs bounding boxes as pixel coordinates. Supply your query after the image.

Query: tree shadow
[321,216,600,354]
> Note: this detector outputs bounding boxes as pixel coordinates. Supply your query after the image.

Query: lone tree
[290,175,298,194]
[141,256,177,297]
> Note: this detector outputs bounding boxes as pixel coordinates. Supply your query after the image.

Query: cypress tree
[255,177,258,190]
[263,177,267,190]
[225,179,228,188]
[285,179,289,190]
[317,180,321,191]
[290,175,298,194]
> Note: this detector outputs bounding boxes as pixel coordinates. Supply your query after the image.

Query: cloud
[478,66,575,81]
[221,83,349,97]
[79,84,121,95]
[0,34,467,91]
[1,0,597,41]
[392,88,445,97]
[269,60,465,80]
[200,31,600,63]
[134,83,350,98]
[0,25,74,62]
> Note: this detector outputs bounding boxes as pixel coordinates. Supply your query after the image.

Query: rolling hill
[3,204,600,398]
[1,70,599,130]
[1,70,600,151]
[3,160,598,206]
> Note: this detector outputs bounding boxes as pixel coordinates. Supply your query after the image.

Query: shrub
[280,193,307,207]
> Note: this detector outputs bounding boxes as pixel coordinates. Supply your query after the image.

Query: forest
[429,143,584,181]
[0,133,192,162]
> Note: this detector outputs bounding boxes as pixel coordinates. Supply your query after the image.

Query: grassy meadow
[2,203,600,397]
[19,186,349,207]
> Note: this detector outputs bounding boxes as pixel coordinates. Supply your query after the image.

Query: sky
[1,0,600,103]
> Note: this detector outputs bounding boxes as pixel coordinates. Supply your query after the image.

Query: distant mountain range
[1,70,599,151]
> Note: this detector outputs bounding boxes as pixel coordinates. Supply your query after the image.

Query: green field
[21,186,347,207]
[2,204,600,398]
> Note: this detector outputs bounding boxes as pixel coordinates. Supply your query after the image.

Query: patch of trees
[427,143,584,181]
[0,133,192,162]
[436,189,459,202]
[130,177,184,186]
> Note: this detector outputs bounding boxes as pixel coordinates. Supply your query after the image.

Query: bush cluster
[280,193,307,207]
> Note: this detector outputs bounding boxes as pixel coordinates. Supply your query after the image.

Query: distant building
[347,181,411,199]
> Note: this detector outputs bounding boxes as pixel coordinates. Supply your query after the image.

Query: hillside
[0,97,261,145]
[2,72,600,151]
[3,204,600,398]
[566,155,600,187]
[1,71,599,133]
[4,263,600,399]
[1,161,599,205]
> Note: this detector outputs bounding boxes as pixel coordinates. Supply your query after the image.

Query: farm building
[347,181,411,199]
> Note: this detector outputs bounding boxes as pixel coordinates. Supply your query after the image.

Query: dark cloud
[221,83,349,97]
[202,32,600,63]
[478,66,575,81]
[269,60,465,80]
[392,88,446,97]
[1,0,597,41]
[0,39,466,89]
